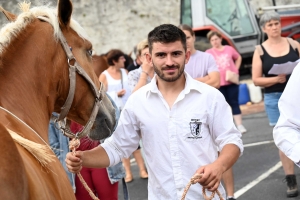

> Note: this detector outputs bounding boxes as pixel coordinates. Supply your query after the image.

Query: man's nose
[165,55,174,66]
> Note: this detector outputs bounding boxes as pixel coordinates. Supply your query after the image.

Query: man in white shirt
[273,63,300,167]
[66,24,243,200]
[178,24,220,89]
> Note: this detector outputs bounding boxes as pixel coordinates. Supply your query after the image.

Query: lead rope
[69,138,100,200]
[181,174,224,200]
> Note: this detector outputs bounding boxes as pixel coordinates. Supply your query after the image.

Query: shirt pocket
[180,112,210,143]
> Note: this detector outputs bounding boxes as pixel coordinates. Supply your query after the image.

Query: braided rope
[181,174,224,200]
[69,139,100,200]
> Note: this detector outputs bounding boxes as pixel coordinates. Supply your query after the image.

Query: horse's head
[0,1,116,199]
[51,0,116,140]
[0,0,116,140]
[53,0,116,140]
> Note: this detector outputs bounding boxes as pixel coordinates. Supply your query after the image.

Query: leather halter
[38,16,103,139]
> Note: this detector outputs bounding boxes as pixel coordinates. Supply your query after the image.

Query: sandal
[140,170,148,179]
[125,174,133,183]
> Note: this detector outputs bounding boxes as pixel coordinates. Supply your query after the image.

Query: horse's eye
[87,49,93,56]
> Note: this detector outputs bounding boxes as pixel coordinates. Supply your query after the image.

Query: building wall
[0,0,180,55]
[0,0,299,55]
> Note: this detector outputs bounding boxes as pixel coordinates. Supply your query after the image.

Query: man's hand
[194,144,240,192]
[65,151,84,173]
[194,162,224,192]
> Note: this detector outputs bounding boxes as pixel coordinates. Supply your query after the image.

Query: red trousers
[75,167,118,200]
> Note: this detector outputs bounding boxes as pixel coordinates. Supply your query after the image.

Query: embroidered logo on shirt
[189,119,202,139]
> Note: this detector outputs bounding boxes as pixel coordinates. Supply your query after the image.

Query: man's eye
[173,52,182,56]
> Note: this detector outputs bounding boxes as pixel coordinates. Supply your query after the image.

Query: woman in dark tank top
[260,43,299,93]
[252,11,300,198]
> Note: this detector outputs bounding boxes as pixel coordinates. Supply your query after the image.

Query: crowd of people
[48,10,300,200]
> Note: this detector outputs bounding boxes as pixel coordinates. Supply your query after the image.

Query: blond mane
[0,2,89,55]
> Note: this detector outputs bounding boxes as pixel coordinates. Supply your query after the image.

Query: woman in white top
[99,49,131,111]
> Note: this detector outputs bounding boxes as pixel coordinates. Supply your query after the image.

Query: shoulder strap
[255,45,264,56]
[120,69,123,89]
[287,37,298,51]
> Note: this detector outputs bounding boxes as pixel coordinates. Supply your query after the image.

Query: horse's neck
[0,76,51,142]
[0,22,61,142]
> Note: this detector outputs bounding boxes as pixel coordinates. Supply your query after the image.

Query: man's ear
[185,50,191,64]
[145,53,152,65]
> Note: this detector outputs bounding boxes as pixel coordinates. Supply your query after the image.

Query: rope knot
[69,138,80,152]
[68,138,99,200]
[181,174,224,200]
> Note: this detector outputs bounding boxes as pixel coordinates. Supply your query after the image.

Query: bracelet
[141,71,149,76]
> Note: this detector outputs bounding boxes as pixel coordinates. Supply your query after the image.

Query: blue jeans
[264,92,282,126]
[219,84,241,115]
[48,113,76,192]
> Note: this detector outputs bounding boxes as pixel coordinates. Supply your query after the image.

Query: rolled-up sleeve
[101,97,141,166]
[209,90,244,155]
[273,63,300,165]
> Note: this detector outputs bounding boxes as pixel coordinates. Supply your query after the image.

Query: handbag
[225,70,239,85]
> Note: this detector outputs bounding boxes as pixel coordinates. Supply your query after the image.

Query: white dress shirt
[102,72,243,200]
[273,63,300,167]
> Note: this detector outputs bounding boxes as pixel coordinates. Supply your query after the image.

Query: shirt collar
[146,72,203,98]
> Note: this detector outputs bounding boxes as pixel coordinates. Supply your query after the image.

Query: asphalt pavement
[117,109,300,200]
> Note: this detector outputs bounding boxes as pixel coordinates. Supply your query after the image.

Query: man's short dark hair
[148,24,187,53]
[106,49,124,66]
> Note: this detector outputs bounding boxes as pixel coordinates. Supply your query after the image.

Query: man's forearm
[204,77,220,88]
[82,145,110,168]
[195,75,209,83]
[195,72,220,88]
[215,144,240,173]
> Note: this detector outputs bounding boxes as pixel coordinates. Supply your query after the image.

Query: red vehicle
[180,0,300,74]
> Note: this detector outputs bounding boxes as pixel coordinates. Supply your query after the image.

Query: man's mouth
[163,67,178,73]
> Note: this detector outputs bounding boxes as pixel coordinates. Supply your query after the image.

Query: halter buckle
[67,57,76,67]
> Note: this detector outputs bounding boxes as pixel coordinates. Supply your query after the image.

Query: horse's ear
[0,6,17,22]
[57,0,73,27]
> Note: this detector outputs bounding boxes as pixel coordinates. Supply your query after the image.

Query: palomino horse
[0,0,116,199]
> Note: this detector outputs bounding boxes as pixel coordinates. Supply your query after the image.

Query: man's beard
[153,61,185,82]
